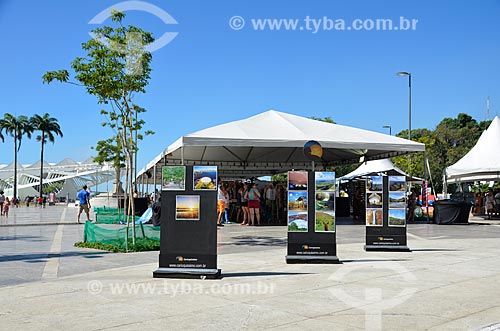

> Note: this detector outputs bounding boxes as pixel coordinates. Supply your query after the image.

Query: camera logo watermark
[229,15,418,33]
[328,262,417,331]
[89,1,178,52]
[88,1,178,75]
[87,279,275,297]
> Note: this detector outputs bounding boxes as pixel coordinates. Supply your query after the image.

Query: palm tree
[0,114,33,199]
[30,113,63,197]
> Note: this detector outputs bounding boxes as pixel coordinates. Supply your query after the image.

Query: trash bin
[433,200,472,224]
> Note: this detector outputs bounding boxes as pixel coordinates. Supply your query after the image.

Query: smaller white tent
[446,116,500,183]
[339,158,423,182]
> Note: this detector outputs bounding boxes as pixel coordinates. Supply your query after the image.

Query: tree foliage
[310,116,336,124]
[30,113,63,197]
[0,114,34,198]
[43,10,155,247]
[393,113,491,192]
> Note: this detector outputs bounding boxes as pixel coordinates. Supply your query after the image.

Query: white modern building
[0,157,115,200]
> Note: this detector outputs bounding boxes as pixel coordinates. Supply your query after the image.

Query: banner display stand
[153,165,221,279]
[286,171,340,264]
[365,175,410,252]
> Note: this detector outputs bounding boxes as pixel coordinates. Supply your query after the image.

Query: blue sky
[1,0,499,172]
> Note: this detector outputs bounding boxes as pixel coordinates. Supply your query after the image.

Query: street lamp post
[382,125,392,135]
[397,72,412,140]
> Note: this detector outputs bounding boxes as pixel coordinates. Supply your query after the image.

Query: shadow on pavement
[411,248,462,252]
[0,235,48,242]
[0,251,110,263]
[341,258,411,263]
[221,271,312,279]
[219,236,287,247]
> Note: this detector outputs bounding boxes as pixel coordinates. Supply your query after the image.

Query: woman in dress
[485,189,496,220]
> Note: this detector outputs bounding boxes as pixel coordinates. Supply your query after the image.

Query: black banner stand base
[364,245,411,252]
[286,255,341,264]
[153,268,222,279]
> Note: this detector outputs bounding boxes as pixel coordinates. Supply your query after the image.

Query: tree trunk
[128,114,136,245]
[13,136,17,200]
[122,122,128,250]
[39,133,44,197]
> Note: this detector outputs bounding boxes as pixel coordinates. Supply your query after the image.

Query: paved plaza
[1,206,500,330]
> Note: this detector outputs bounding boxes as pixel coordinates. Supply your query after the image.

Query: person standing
[77,185,91,223]
[2,197,9,218]
[239,183,249,225]
[246,183,261,226]
[150,189,160,203]
[495,190,500,217]
[473,191,483,215]
[485,189,496,220]
[223,184,231,224]
[0,191,5,216]
[407,188,418,222]
[216,184,227,226]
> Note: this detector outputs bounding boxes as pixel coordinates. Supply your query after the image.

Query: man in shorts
[77,185,91,223]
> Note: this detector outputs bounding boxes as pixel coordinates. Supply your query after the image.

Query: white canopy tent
[137,110,425,184]
[446,116,500,183]
[338,158,424,182]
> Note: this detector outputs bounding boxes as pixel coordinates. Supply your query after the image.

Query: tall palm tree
[30,113,63,197]
[0,114,33,199]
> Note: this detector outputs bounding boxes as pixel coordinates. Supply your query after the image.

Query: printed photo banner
[315,172,335,233]
[288,171,308,232]
[193,166,217,190]
[162,165,186,191]
[388,176,406,227]
[366,175,383,226]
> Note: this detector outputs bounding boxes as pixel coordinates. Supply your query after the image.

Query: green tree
[43,10,154,246]
[93,135,125,196]
[393,113,490,192]
[43,181,64,195]
[0,114,34,199]
[288,221,299,231]
[271,173,287,184]
[310,116,336,124]
[30,113,63,197]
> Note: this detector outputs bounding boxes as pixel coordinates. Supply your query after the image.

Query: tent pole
[153,164,157,192]
[424,151,430,223]
[312,161,315,172]
[442,171,447,196]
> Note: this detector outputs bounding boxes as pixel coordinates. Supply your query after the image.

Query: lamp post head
[397,71,410,77]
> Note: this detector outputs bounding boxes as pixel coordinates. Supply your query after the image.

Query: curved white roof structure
[0,158,114,198]
[137,110,425,182]
[446,116,500,183]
